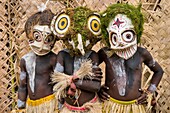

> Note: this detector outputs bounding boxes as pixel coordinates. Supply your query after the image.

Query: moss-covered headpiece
[101,3,144,46]
[51,6,101,56]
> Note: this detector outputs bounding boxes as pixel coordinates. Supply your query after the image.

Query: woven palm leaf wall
[0,0,169,113]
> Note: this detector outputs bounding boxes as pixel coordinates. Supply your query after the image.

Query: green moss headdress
[51,6,101,56]
[101,3,144,46]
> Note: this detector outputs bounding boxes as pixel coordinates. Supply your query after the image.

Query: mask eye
[33,31,42,42]
[44,35,54,44]
[111,33,117,46]
[51,13,70,37]
[122,30,135,42]
[87,15,101,36]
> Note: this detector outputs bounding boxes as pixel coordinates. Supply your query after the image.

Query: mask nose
[38,31,46,51]
[117,36,125,47]
[77,33,85,55]
[119,41,125,47]
[38,42,44,51]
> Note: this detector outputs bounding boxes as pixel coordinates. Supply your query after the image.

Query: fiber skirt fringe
[26,94,58,113]
[11,109,25,113]
[103,97,146,113]
[60,96,102,113]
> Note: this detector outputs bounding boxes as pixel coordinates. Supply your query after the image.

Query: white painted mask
[29,25,55,56]
[107,14,137,59]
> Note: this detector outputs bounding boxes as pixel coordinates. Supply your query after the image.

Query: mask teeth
[115,44,137,59]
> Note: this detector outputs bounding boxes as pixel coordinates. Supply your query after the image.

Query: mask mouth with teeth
[101,4,144,59]
[25,10,56,56]
[51,7,102,56]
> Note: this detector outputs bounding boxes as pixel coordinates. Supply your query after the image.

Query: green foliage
[63,7,100,56]
[72,7,94,41]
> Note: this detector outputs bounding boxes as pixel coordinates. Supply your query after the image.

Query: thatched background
[0,0,169,113]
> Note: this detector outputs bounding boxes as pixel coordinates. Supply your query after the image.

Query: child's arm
[74,51,102,92]
[137,47,164,105]
[142,48,164,92]
[18,58,28,109]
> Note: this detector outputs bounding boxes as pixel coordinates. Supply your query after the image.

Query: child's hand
[137,89,148,105]
[98,85,110,102]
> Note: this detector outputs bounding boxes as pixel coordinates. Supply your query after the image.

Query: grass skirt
[103,97,146,113]
[11,94,59,113]
[26,94,58,113]
[11,109,25,113]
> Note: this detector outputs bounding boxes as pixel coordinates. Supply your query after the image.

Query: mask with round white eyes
[29,25,55,56]
[107,14,137,59]
[51,8,102,56]
[87,14,101,36]
[51,13,70,38]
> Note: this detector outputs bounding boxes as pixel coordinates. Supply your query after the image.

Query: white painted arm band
[148,59,156,67]
[54,62,64,73]
[17,99,26,108]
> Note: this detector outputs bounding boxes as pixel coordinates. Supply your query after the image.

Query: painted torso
[99,47,145,101]
[22,51,57,100]
[57,50,99,106]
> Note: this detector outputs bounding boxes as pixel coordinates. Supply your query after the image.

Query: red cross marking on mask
[113,18,124,28]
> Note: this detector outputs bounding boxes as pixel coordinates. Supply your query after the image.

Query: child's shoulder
[22,51,36,59]
[98,47,110,53]
[137,46,149,55]
[57,49,71,58]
